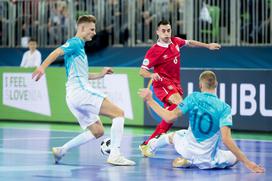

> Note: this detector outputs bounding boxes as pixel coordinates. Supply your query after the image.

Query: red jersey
[141,37,187,85]
[141,37,187,101]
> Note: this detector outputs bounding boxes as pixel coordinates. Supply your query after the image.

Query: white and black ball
[100,137,111,155]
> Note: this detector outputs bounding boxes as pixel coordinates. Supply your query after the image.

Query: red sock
[144,104,177,144]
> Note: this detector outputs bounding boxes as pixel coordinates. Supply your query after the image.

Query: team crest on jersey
[176,45,180,52]
[62,42,70,48]
[163,55,168,59]
[143,58,149,66]
[173,57,178,64]
[167,85,173,90]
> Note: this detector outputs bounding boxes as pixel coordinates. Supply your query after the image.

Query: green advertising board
[0,67,144,126]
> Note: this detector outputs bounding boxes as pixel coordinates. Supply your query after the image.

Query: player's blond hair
[199,71,218,89]
[77,15,96,25]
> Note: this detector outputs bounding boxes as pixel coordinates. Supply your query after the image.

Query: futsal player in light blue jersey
[138,71,264,173]
[32,15,135,166]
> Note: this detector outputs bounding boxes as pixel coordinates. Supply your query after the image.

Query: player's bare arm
[88,67,114,80]
[221,126,265,173]
[139,68,161,81]
[187,40,221,50]
[138,88,180,122]
[32,48,64,81]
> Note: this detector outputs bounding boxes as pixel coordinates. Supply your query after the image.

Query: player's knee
[91,128,104,138]
[168,94,182,105]
[92,127,104,138]
[168,133,175,144]
[174,96,182,104]
[114,107,124,118]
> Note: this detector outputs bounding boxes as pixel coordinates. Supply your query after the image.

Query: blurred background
[0,0,271,47]
[0,2,271,180]
[0,0,272,132]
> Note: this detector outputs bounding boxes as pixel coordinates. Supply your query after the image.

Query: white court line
[0,148,52,154]
[0,165,83,172]
[0,136,73,141]
[0,127,272,142]
[232,138,272,142]
[0,126,82,133]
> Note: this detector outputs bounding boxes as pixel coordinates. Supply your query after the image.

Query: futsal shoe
[139,142,154,157]
[52,147,65,164]
[107,154,136,166]
[139,142,147,156]
[172,157,191,168]
[139,134,164,157]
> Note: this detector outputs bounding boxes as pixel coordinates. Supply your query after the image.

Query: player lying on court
[138,71,265,173]
[32,15,135,166]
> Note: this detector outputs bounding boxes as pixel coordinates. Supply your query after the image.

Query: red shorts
[152,79,183,104]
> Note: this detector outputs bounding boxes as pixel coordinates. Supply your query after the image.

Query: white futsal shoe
[107,154,136,166]
[52,147,65,164]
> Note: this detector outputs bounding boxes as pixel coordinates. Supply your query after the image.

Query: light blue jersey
[60,37,106,129]
[176,92,233,166]
[178,92,232,142]
[60,37,89,89]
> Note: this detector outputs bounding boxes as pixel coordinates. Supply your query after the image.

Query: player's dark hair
[28,38,37,43]
[77,15,96,25]
[199,71,218,89]
[157,20,170,27]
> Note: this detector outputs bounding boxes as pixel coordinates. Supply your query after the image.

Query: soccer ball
[100,137,111,155]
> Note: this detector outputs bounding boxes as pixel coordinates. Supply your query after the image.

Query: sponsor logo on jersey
[143,58,149,66]
[167,85,173,90]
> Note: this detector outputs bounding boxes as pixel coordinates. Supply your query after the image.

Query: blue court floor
[0,124,271,181]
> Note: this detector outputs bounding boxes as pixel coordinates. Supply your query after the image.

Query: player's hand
[32,66,45,81]
[102,67,114,76]
[208,43,221,50]
[151,73,161,81]
[244,161,265,173]
[138,88,153,101]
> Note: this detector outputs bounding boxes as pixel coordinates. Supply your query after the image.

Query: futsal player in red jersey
[139,20,221,154]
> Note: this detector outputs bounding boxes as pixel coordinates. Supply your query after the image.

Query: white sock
[62,131,95,153]
[149,134,171,152]
[110,117,124,156]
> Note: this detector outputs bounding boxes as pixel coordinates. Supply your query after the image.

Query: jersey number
[191,109,213,135]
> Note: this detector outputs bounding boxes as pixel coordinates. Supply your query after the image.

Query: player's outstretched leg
[140,133,172,157]
[139,104,177,155]
[99,98,135,166]
[52,123,100,164]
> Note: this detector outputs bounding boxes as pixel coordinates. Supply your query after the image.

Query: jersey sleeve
[59,39,79,56]
[178,93,194,114]
[173,37,188,48]
[219,104,233,128]
[141,47,161,70]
